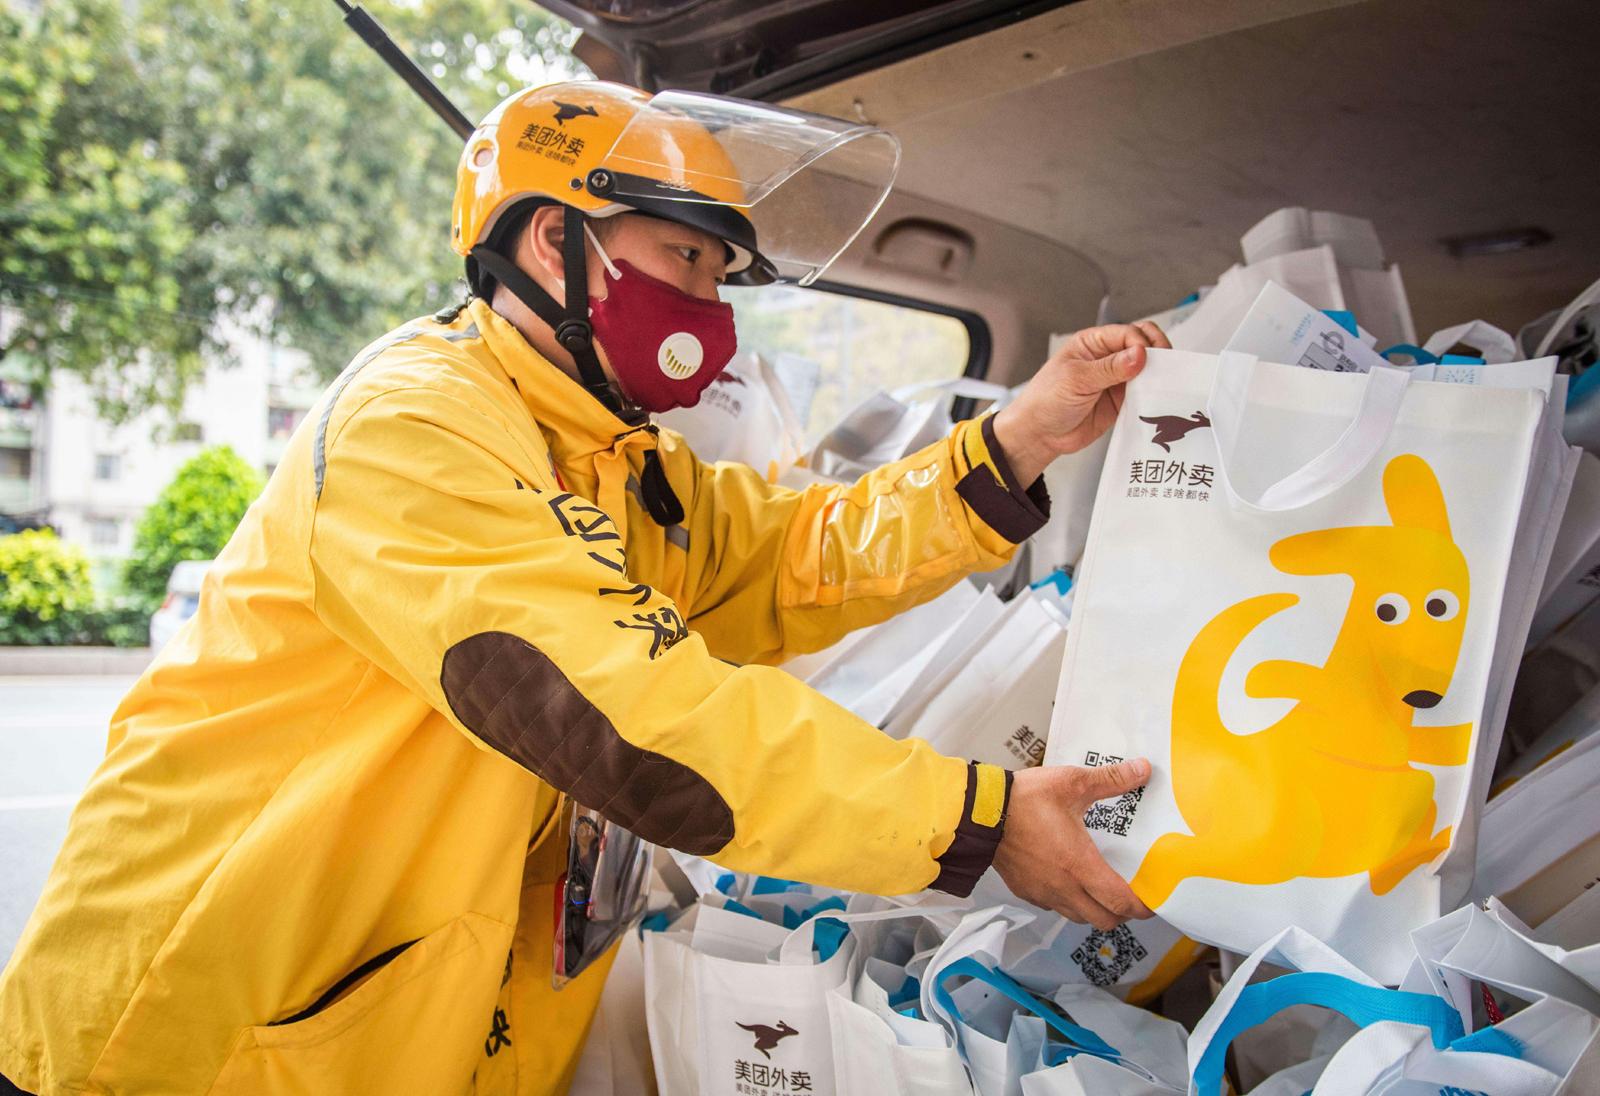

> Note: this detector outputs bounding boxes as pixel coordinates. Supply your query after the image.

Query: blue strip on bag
[1192,972,1466,1096]
[1030,568,1073,597]
[814,917,849,963]
[934,957,1121,1063]
[1567,363,1600,408]
[752,876,805,896]
[777,896,851,928]
[638,911,671,934]
[1451,1026,1525,1058]
[1381,343,1439,365]
[888,975,922,1010]
[1322,310,1360,337]
[721,898,764,921]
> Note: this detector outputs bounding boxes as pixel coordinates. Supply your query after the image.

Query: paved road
[0,676,133,966]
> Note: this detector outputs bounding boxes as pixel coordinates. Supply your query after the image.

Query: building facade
[0,308,321,587]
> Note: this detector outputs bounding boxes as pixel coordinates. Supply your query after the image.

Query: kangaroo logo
[552,101,599,126]
[1140,411,1211,452]
[737,1020,799,1059]
[1131,454,1473,907]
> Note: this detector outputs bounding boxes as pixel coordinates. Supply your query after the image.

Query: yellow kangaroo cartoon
[1130,454,1474,908]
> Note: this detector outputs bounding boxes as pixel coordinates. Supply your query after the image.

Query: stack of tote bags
[1043,336,1578,979]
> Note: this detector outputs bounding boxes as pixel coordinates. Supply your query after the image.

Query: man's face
[594,214,729,304]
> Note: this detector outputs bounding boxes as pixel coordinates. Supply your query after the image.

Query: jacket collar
[468,297,649,464]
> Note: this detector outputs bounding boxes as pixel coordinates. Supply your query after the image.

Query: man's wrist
[992,405,1055,486]
[930,762,1013,897]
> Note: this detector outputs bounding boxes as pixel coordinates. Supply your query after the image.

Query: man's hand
[992,322,1172,486]
[992,760,1156,930]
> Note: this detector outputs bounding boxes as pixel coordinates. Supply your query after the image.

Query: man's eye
[674,246,700,263]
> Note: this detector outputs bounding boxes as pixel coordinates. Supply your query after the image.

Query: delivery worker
[0,82,1170,1095]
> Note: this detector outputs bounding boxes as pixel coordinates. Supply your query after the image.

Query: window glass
[94,453,120,481]
[724,285,974,444]
[0,447,30,480]
[268,406,304,440]
[88,517,119,547]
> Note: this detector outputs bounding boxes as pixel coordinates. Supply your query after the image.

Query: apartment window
[0,447,30,480]
[88,517,120,548]
[268,406,304,440]
[173,422,204,443]
[94,453,121,481]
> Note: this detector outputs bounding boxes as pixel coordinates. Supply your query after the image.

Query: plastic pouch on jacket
[555,805,653,988]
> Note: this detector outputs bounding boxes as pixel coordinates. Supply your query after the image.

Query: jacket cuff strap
[930,762,1013,897]
[954,415,1051,544]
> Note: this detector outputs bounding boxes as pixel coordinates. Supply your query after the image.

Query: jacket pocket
[207,912,512,1096]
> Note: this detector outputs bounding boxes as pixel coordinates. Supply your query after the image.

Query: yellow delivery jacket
[0,298,1047,1095]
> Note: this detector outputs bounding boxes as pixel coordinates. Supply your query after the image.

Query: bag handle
[1207,351,1410,511]
[1191,972,1466,1096]
[891,376,1014,407]
[932,956,1122,1064]
[776,900,966,964]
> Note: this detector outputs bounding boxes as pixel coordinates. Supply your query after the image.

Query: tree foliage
[123,445,264,605]
[0,0,206,420]
[0,528,148,646]
[0,528,95,621]
[1,0,583,421]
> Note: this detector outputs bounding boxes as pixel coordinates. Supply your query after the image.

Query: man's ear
[520,205,568,285]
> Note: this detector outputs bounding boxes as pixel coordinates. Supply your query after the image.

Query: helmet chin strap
[468,205,685,528]
[469,205,621,416]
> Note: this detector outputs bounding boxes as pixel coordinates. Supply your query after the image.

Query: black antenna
[331,0,475,141]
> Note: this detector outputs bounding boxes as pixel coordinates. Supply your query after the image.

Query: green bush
[123,445,262,607]
[0,529,97,644]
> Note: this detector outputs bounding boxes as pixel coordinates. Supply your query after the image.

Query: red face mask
[584,230,738,413]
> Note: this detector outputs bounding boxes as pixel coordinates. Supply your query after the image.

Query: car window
[723,284,976,444]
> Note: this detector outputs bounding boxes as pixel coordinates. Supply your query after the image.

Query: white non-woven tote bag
[1166,248,1346,354]
[928,957,1154,1096]
[1402,904,1600,1022]
[991,888,1200,1006]
[1012,985,1189,1095]
[1016,330,1120,584]
[1474,726,1600,903]
[1187,927,1467,1096]
[797,580,987,720]
[1490,677,1600,793]
[827,970,973,1096]
[881,589,1026,738]
[1312,997,1600,1096]
[857,587,1008,731]
[1045,348,1545,980]
[1441,371,1577,907]
[1235,206,1416,350]
[1491,884,1600,996]
[657,351,810,482]
[807,377,1012,482]
[570,930,658,1096]
[900,590,1067,767]
[644,903,851,1096]
[1529,450,1600,647]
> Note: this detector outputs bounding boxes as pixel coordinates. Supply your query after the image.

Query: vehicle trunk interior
[759,0,1596,386]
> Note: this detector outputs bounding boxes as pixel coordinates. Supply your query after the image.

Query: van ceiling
[785,0,1598,338]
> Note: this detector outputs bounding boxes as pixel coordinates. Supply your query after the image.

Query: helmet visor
[595,90,900,286]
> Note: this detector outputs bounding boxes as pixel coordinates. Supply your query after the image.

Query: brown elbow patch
[440,631,734,856]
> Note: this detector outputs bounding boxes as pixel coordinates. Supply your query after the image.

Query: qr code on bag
[1081,751,1143,836]
[1070,923,1150,987]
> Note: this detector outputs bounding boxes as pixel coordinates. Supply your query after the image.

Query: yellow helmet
[452,81,901,288]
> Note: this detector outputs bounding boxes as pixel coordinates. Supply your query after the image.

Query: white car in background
[148,560,212,650]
